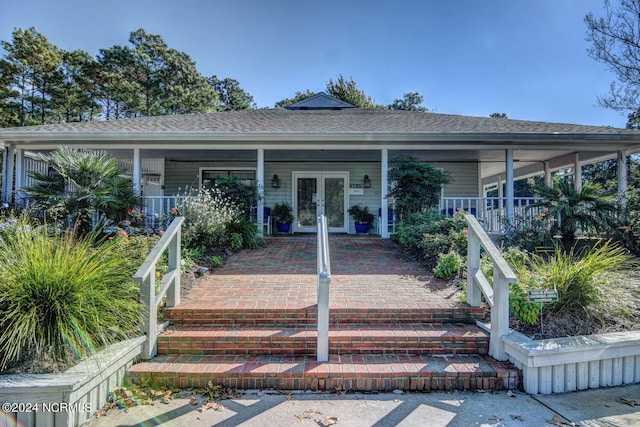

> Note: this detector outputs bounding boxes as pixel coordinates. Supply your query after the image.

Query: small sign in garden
[527,289,558,303]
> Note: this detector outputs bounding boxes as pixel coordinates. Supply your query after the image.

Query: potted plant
[348,204,374,234]
[273,202,294,233]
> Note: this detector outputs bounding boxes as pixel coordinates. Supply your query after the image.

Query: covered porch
[2,143,637,236]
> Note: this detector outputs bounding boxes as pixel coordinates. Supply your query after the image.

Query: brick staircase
[127,305,520,392]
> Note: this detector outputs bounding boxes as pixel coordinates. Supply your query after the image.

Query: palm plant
[23,147,141,235]
[533,178,617,243]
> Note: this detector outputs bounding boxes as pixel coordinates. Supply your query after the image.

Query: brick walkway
[130,235,520,392]
[178,235,467,312]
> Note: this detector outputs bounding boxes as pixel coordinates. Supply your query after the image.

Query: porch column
[381,149,389,238]
[574,153,582,191]
[256,149,265,237]
[544,161,552,187]
[3,145,14,204]
[618,151,628,208]
[14,148,24,205]
[132,148,142,195]
[505,149,514,226]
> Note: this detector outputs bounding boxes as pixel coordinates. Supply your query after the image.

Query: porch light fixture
[363,175,371,188]
[271,174,280,188]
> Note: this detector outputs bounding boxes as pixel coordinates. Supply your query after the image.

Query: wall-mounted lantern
[271,174,280,188]
[363,175,371,188]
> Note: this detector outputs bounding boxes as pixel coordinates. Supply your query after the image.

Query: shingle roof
[1,108,638,138]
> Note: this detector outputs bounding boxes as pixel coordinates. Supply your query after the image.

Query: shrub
[181,187,241,252]
[225,217,261,250]
[433,251,462,279]
[212,175,260,217]
[387,155,450,218]
[0,225,141,372]
[502,211,555,252]
[396,211,468,267]
[479,247,543,325]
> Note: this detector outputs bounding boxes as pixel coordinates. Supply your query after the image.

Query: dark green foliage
[396,211,467,268]
[225,217,261,250]
[532,178,617,243]
[22,147,141,236]
[388,155,450,218]
[0,221,141,372]
[326,75,377,108]
[388,92,427,111]
[209,75,255,110]
[272,202,293,224]
[213,175,259,217]
[347,204,374,225]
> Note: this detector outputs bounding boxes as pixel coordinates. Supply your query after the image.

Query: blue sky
[0,0,629,127]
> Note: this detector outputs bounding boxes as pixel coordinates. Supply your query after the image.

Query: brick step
[127,354,520,392]
[157,323,489,356]
[163,306,486,326]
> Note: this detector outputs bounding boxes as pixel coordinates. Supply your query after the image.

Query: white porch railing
[316,215,331,362]
[441,197,544,234]
[133,216,184,360]
[465,214,517,361]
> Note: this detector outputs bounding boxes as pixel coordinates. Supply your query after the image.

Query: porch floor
[175,234,470,312]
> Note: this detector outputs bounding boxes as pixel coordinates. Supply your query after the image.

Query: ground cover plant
[0,214,141,373]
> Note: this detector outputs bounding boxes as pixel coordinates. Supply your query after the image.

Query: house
[2,93,640,237]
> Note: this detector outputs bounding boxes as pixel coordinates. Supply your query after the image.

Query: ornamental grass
[0,220,141,373]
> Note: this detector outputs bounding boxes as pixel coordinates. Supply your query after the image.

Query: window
[201,169,256,188]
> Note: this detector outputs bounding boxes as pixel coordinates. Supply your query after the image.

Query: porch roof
[1,109,640,151]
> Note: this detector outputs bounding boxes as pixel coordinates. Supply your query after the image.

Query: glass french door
[293,172,348,233]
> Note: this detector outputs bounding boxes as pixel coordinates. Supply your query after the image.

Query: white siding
[433,162,480,198]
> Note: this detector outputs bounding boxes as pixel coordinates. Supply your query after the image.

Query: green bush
[396,211,468,267]
[433,251,462,279]
[225,217,261,250]
[479,247,542,325]
[0,224,141,373]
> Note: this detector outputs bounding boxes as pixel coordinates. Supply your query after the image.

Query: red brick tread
[156,323,489,356]
[127,354,520,392]
[164,307,485,326]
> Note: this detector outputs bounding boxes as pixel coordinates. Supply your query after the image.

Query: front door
[293,172,348,233]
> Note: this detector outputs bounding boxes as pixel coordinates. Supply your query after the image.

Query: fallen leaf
[318,416,338,426]
[199,402,224,412]
[285,392,294,400]
[295,409,321,420]
[618,397,639,407]
[189,397,198,405]
[510,414,524,421]
[488,415,501,422]
[507,390,516,398]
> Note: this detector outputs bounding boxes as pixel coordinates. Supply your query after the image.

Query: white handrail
[316,215,331,362]
[465,214,517,361]
[133,216,184,359]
